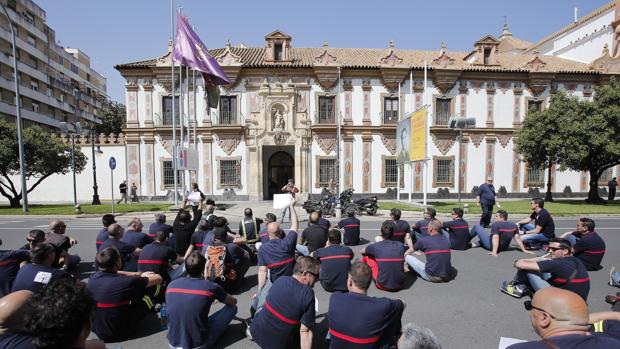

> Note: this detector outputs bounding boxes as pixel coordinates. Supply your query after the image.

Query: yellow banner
[409,108,427,162]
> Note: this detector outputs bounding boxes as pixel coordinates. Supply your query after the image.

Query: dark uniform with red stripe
[337,217,361,246]
[363,240,406,291]
[412,219,431,238]
[12,263,69,293]
[258,226,270,244]
[328,291,404,348]
[507,333,620,349]
[87,271,149,342]
[250,276,316,349]
[491,221,519,251]
[190,230,210,251]
[313,245,354,292]
[537,256,590,301]
[121,230,154,249]
[148,222,174,239]
[257,231,298,283]
[413,235,453,280]
[138,241,177,279]
[571,231,606,271]
[0,249,30,297]
[95,228,109,251]
[443,218,471,250]
[100,238,137,272]
[166,277,227,349]
[382,219,410,245]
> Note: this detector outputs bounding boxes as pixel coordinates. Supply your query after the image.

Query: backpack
[204,245,237,282]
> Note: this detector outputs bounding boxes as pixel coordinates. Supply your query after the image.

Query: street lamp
[0,3,27,212]
[448,116,476,207]
[91,126,102,205]
[60,122,81,208]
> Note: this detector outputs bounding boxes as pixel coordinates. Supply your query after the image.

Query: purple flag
[172,13,229,108]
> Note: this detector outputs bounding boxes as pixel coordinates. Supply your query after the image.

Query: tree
[0,120,87,207]
[95,102,126,135]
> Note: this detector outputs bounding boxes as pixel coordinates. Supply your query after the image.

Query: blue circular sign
[109,157,116,170]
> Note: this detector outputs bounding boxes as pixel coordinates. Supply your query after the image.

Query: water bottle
[159,303,168,330]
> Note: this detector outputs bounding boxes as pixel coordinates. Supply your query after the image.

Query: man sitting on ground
[45,220,80,271]
[327,261,404,348]
[560,217,605,271]
[379,208,413,251]
[470,210,531,256]
[337,208,361,246]
[138,230,183,284]
[166,251,238,349]
[20,229,45,251]
[405,220,454,283]
[87,246,162,343]
[517,198,555,249]
[121,218,154,249]
[173,199,204,257]
[312,229,354,293]
[257,213,278,247]
[0,239,31,297]
[206,229,250,292]
[411,207,436,241]
[506,287,620,348]
[501,238,590,301]
[239,208,264,248]
[96,214,116,251]
[184,219,211,259]
[12,243,70,293]
[316,210,331,231]
[361,222,406,291]
[250,256,319,349]
[0,290,33,348]
[442,207,472,250]
[99,223,141,272]
[297,211,328,257]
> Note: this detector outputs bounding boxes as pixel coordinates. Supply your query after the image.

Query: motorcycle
[302,188,336,216]
[340,188,378,216]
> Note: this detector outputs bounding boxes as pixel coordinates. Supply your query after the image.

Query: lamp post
[0,3,27,212]
[60,122,80,208]
[91,126,101,205]
[448,117,476,207]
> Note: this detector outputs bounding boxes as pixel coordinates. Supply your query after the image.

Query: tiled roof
[115,46,597,74]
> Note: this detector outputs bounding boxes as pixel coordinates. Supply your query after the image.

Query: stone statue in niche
[273,107,285,130]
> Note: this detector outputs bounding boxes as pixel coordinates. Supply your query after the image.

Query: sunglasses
[524,301,558,319]
[545,246,564,252]
[26,238,35,242]
[304,271,319,278]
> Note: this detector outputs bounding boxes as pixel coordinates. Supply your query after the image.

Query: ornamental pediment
[314,49,338,65]
[590,45,620,73]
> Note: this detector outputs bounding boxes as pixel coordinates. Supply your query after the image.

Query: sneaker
[605,293,620,305]
[500,281,529,298]
[470,242,479,248]
[610,266,619,287]
[244,319,253,340]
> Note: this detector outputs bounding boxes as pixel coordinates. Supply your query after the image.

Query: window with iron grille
[219,159,240,187]
[318,158,337,186]
[384,158,398,186]
[528,100,543,114]
[598,168,614,186]
[162,161,181,188]
[435,98,451,125]
[383,97,399,124]
[525,165,544,187]
[218,96,237,124]
[162,96,178,125]
[318,96,335,124]
[433,157,454,186]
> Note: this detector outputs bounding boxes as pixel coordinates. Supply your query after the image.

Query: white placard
[273,194,292,209]
[498,337,527,349]
[187,191,201,204]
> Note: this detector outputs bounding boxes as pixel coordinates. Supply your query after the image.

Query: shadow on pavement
[213,322,246,349]
[231,274,258,295]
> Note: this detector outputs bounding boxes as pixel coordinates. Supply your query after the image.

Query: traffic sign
[109,157,116,170]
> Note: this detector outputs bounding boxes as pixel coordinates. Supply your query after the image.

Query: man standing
[312,229,354,293]
[337,208,361,246]
[405,220,454,283]
[518,198,556,249]
[297,211,328,257]
[501,238,590,301]
[560,217,606,271]
[470,210,532,256]
[250,256,319,349]
[130,183,139,203]
[477,177,500,228]
[88,247,162,343]
[280,179,299,223]
[361,223,406,291]
[609,177,617,201]
[327,262,404,348]
[166,251,237,349]
[117,180,128,204]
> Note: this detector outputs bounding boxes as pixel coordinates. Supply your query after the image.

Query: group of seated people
[0,194,619,348]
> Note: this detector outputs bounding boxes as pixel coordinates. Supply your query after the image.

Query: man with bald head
[46,220,79,271]
[507,287,620,348]
[0,290,32,348]
[296,211,327,256]
[99,223,141,272]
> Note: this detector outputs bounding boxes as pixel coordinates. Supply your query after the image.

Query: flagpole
[186,61,191,184]
[397,82,401,202]
[170,0,179,206]
[423,60,428,206]
[336,66,342,213]
[179,62,186,199]
[409,70,413,203]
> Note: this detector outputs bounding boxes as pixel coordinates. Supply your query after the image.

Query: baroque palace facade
[110,2,620,201]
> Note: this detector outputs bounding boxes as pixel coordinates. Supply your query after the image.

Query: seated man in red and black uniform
[470,210,531,256]
[312,229,354,293]
[328,261,404,348]
[138,230,183,286]
[405,220,455,283]
[12,243,70,293]
[257,213,278,248]
[249,256,319,349]
[96,214,116,251]
[208,229,251,292]
[337,208,361,246]
[560,217,606,271]
[361,222,406,291]
[121,218,154,249]
[411,207,436,241]
[442,207,472,250]
[183,219,211,259]
[99,223,141,272]
[87,246,162,343]
[0,238,30,297]
[379,208,413,251]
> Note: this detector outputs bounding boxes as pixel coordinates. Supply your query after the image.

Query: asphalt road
[0,212,619,349]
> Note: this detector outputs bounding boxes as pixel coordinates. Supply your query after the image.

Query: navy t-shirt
[364,240,406,290]
[530,208,555,239]
[166,277,227,349]
[477,183,496,205]
[507,333,620,349]
[337,217,361,246]
[257,231,298,282]
[121,230,154,248]
[313,245,354,292]
[239,217,264,243]
[87,271,148,342]
[491,221,519,251]
[318,217,331,231]
[328,291,403,349]
[383,219,410,245]
[0,249,30,297]
[138,242,178,276]
[412,219,431,237]
[537,256,590,301]
[571,231,606,271]
[258,226,270,243]
[0,333,33,349]
[443,218,471,250]
[148,222,174,238]
[96,228,109,250]
[413,234,452,279]
[302,225,328,254]
[250,276,316,349]
[100,238,137,272]
[12,263,69,293]
[190,230,209,250]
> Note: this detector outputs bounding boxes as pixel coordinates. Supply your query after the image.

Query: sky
[37,0,611,103]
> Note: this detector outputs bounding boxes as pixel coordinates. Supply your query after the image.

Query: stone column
[362,134,372,192]
[512,142,521,193]
[414,161,422,192]
[144,137,155,195]
[458,81,467,117]
[486,83,495,128]
[362,80,372,125]
[143,81,154,127]
[513,84,522,127]
[125,134,141,194]
[202,135,213,195]
[485,137,495,180]
[343,136,353,189]
[459,137,468,194]
[343,79,353,125]
[126,81,139,128]
[414,81,423,110]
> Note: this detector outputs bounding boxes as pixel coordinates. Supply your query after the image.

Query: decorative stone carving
[380,134,397,155]
[313,66,339,91]
[469,133,484,148]
[273,131,287,145]
[272,107,285,131]
[526,73,553,97]
[215,134,241,156]
[497,134,512,148]
[314,49,338,65]
[470,80,484,93]
[590,44,620,73]
[315,134,337,155]
[432,43,455,68]
[431,133,456,155]
[432,69,461,94]
[379,40,405,66]
[497,82,511,93]
[525,55,547,71]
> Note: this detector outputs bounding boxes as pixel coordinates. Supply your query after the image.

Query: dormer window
[274,43,283,61]
[483,47,492,65]
[264,30,292,63]
[471,35,500,66]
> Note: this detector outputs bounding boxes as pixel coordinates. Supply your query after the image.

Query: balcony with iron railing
[313,110,336,125]
[382,110,399,124]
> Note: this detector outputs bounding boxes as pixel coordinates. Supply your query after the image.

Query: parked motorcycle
[340,188,378,216]
[302,188,336,216]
